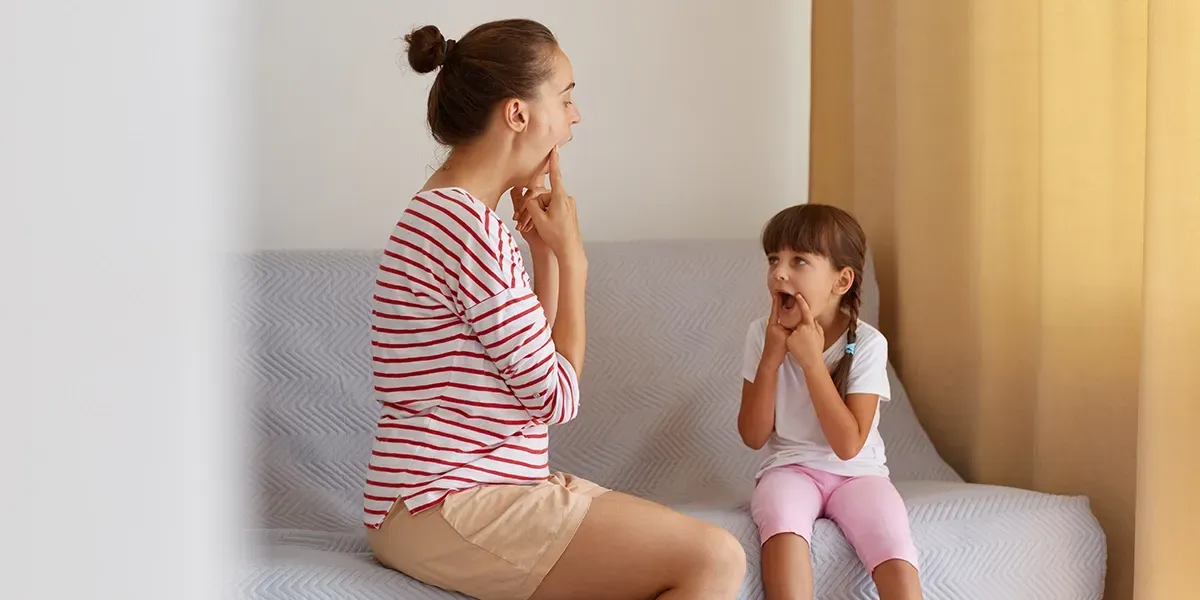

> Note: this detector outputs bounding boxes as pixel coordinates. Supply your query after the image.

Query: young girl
[739,204,922,600]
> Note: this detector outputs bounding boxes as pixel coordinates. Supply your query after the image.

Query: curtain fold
[1134,2,1200,597]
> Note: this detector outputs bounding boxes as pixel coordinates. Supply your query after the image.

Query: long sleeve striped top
[362,187,580,529]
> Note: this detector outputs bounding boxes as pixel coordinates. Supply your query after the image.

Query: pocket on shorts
[439,482,570,572]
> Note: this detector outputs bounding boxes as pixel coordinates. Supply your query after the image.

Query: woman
[362,18,746,600]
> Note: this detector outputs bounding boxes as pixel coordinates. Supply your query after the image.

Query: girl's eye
[767,256,779,265]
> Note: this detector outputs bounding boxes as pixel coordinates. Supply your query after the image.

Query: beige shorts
[366,472,608,600]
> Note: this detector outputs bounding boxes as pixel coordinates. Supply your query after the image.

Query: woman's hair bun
[404,25,452,74]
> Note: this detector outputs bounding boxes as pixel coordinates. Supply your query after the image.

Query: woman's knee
[687,523,747,584]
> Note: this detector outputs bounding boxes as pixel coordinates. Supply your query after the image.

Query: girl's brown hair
[403,19,560,147]
[761,204,868,397]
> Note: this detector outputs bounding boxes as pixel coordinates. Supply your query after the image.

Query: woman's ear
[503,98,528,133]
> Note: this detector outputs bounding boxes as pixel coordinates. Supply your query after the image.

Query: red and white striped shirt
[362,187,580,529]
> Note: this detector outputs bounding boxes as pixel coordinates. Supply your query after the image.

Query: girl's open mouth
[779,292,798,311]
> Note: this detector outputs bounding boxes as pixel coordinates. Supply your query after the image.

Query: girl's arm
[739,363,778,450]
[739,301,790,450]
[787,293,885,460]
[798,364,878,460]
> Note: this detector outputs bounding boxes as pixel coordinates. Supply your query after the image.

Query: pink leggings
[750,464,919,573]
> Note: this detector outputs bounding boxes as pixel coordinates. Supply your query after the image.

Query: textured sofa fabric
[236,240,1106,599]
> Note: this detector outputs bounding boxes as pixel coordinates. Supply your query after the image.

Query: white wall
[254,0,811,249]
[3,1,246,598]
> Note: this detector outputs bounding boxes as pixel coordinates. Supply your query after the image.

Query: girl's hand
[786,294,826,371]
[762,292,792,369]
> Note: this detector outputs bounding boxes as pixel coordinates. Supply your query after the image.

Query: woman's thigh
[529,490,747,600]
[367,473,605,600]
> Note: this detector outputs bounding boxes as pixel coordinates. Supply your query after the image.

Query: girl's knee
[872,557,919,575]
[855,529,919,576]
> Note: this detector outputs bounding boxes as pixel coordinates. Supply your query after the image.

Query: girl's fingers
[795,293,815,326]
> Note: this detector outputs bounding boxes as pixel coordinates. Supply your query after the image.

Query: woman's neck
[421,139,518,210]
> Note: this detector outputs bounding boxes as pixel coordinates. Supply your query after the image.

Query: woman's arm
[529,245,560,328]
[548,247,586,377]
[511,177,560,328]
[799,364,877,460]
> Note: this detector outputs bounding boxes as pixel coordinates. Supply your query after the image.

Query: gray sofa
[235,239,1106,599]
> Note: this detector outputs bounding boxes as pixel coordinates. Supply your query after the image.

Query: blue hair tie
[844,342,856,356]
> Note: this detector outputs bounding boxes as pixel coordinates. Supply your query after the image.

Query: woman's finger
[525,197,551,230]
[524,188,550,206]
[514,186,549,231]
[547,147,565,197]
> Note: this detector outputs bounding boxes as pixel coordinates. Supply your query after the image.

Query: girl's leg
[871,559,921,599]
[762,533,813,600]
[824,476,921,600]
[529,490,746,600]
[750,466,824,600]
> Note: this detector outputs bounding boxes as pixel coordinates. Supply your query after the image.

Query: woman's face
[514,49,581,183]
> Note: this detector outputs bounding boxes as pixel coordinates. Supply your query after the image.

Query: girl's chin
[778,316,801,330]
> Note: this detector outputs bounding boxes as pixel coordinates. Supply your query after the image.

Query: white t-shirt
[741,317,893,479]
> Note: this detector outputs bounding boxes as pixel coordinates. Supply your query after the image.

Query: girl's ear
[833,267,855,296]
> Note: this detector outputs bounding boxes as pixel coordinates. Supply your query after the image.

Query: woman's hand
[523,148,583,261]
[510,175,550,251]
[786,294,826,371]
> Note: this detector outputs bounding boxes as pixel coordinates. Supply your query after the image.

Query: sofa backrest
[237,240,956,533]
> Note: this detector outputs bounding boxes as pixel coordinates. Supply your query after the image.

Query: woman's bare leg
[530,491,746,600]
[761,533,812,600]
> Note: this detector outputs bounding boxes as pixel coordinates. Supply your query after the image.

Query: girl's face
[766,249,854,329]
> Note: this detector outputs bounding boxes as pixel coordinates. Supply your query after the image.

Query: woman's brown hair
[403,19,560,147]
[761,204,868,398]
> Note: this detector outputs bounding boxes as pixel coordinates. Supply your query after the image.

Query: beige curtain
[810,2,1200,598]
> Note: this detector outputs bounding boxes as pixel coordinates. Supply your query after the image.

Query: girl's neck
[819,309,851,351]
